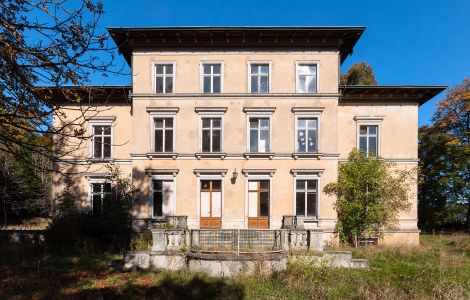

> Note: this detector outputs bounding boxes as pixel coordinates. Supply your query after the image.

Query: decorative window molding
[241,169,276,177]
[195,107,228,114]
[243,107,276,114]
[86,116,116,122]
[355,116,383,157]
[295,61,319,93]
[148,107,179,155]
[291,107,324,115]
[193,169,228,177]
[145,169,179,177]
[290,169,324,177]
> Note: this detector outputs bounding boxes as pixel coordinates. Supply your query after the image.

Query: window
[249,64,269,93]
[249,118,270,152]
[151,179,174,218]
[154,118,174,152]
[92,125,111,159]
[202,64,221,93]
[295,179,317,218]
[90,182,111,216]
[359,125,378,157]
[296,118,318,152]
[248,180,270,218]
[155,64,174,93]
[201,117,222,152]
[297,64,317,93]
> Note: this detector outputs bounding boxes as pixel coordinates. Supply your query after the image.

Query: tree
[419,78,469,229]
[323,150,413,246]
[340,62,377,85]
[0,0,122,168]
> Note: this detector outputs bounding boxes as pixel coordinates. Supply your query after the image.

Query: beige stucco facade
[52,28,434,246]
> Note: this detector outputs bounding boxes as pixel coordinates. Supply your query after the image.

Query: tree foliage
[0,0,121,166]
[418,78,470,230]
[324,150,413,245]
[340,62,377,85]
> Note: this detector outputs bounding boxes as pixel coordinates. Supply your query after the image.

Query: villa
[52,26,445,247]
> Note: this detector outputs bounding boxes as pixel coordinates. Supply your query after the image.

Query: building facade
[52,27,445,246]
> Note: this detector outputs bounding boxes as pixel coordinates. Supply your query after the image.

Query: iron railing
[190,229,283,254]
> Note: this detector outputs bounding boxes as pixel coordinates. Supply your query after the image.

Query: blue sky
[98,0,470,126]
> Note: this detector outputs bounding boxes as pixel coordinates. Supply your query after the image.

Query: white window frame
[247,61,272,93]
[88,118,114,159]
[292,108,323,154]
[295,61,319,93]
[198,113,224,152]
[354,116,384,158]
[200,61,223,93]
[244,108,275,153]
[153,62,176,94]
[291,169,323,220]
[87,176,112,214]
[147,108,179,153]
[242,169,275,229]
[146,169,178,220]
[247,116,271,153]
[194,170,227,224]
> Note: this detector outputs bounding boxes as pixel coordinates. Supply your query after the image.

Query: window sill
[243,152,275,159]
[146,152,178,159]
[292,152,323,160]
[195,152,227,159]
[86,158,114,163]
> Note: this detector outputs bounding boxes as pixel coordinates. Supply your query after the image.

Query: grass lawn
[0,234,469,299]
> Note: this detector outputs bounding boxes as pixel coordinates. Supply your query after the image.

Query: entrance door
[248,180,270,228]
[200,180,222,228]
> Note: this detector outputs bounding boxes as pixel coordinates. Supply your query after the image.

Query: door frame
[194,169,227,228]
[200,179,223,228]
[242,169,275,229]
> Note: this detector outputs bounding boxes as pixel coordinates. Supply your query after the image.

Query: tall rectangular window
[90,182,111,216]
[249,118,270,153]
[296,118,318,152]
[297,64,317,93]
[154,118,174,152]
[92,125,111,159]
[201,117,222,152]
[250,64,269,93]
[202,64,221,93]
[295,179,317,218]
[155,64,174,93]
[152,179,174,218]
[359,125,378,157]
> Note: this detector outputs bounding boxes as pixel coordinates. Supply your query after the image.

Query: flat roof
[108,26,365,65]
[340,85,447,105]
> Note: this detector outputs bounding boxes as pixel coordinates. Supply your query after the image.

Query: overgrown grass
[0,234,469,299]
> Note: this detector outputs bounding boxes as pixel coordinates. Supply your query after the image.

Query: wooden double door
[247,180,270,229]
[200,179,222,228]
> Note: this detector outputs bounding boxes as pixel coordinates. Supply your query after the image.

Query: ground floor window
[295,179,318,218]
[89,182,111,216]
[152,179,174,218]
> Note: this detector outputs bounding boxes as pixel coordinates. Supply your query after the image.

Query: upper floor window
[249,117,270,152]
[92,125,111,159]
[296,118,318,153]
[155,64,174,93]
[201,117,222,152]
[90,181,111,216]
[154,118,174,152]
[249,64,269,93]
[359,125,378,157]
[295,179,317,218]
[202,64,222,93]
[296,64,317,93]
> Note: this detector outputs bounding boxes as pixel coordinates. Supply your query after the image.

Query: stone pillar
[309,231,323,252]
[151,229,167,253]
